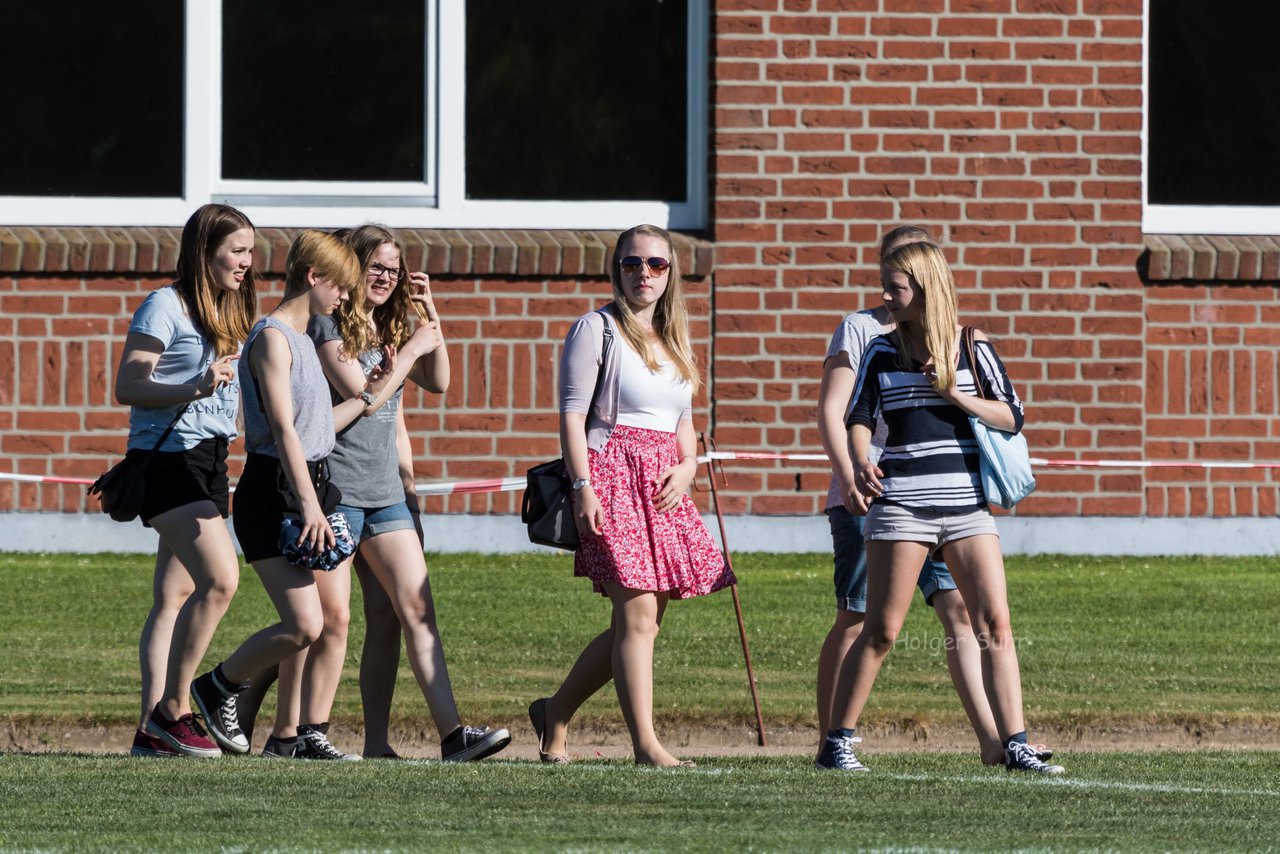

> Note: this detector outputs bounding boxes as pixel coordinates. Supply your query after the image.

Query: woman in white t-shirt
[530,224,735,767]
[116,204,256,758]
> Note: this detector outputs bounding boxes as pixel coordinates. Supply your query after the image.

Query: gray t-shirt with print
[307,314,405,508]
[127,285,240,451]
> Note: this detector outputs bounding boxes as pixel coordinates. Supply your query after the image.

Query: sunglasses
[619,256,671,276]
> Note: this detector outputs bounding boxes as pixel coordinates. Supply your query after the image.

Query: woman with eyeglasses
[118,204,255,758]
[247,224,509,762]
[530,224,735,767]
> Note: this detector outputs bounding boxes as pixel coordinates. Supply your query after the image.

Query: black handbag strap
[135,405,189,470]
[590,308,615,411]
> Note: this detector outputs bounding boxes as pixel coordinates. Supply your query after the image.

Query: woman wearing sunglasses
[530,224,735,767]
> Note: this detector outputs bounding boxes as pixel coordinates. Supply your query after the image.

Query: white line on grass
[883,772,1280,799]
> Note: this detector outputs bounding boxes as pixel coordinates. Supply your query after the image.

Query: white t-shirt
[614,338,692,433]
[126,285,240,451]
[823,310,890,510]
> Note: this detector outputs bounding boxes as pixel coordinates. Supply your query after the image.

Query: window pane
[0,2,182,197]
[465,0,688,201]
[222,0,425,182]
[1149,1,1280,206]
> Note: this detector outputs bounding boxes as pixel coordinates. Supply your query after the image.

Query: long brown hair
[174,204,257,358]
[609,224,701,394]
[881,241,959,392]
[337,224,414,356]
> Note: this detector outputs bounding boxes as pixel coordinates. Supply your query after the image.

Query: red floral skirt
[573,424,735,599]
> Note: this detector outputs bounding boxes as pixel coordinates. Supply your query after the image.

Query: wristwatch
[358,390,376,408]
[571,478,591,491]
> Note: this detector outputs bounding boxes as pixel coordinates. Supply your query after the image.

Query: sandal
[528,697,570,765]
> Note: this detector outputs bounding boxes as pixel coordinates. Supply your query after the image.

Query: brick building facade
[2,1,1277,536]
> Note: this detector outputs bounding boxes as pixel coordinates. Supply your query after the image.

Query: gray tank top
[240,316,335,461]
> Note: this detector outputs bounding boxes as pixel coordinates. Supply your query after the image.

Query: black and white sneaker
[815,733,868,772]
[261,734,298,758]
[191,669,249,754]
[1005,740,1065,775]
[441,725,512,762]
[296,725,362,761]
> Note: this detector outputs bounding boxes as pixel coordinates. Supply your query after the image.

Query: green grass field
[2,551,1279,851]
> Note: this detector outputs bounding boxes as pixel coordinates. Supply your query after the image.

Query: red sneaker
[129,729,178,758]
[144,706,221,758]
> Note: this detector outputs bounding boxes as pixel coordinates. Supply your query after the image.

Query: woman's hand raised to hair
[404,272,444,358]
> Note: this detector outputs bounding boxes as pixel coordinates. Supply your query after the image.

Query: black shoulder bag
[521,317,614,550]
[88,406,188,523]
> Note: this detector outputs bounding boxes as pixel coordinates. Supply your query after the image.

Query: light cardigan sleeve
[558,313,603,415]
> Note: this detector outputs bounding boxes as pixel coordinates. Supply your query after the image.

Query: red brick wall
[2,1,1279,520]
[706,0,1278,517]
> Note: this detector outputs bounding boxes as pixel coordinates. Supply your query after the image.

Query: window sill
[1143,234,1280,282]
[0,227,715,278]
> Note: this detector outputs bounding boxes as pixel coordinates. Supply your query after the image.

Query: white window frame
[0,0,708,231]
[1142,0,1280,235]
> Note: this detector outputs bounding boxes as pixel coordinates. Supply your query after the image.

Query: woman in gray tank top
[189,231,392,761]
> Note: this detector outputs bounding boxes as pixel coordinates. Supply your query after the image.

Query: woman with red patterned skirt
[529,224,735,768]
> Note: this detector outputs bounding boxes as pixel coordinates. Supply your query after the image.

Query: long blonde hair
[609,224,701,394]
[174,204,257,358]
[881,241,959,392]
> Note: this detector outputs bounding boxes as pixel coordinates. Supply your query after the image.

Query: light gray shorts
[863,502,999,556]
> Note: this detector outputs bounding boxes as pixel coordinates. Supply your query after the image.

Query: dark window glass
[465,0,688,201]
[222,0,425,182]
[1149,1,1280,205]
[0,2,182,197]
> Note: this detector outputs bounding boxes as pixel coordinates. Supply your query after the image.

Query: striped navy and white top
[847,333,1025,511]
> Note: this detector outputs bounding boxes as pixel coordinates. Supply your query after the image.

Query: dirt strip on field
[8,720,1280,760]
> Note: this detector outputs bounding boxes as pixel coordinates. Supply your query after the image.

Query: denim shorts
[337,500,416,546]
[863,502,1000,556]
[827,506,957,612]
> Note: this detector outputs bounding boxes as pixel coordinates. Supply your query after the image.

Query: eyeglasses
[368,263,403,282]
[619,256,671,276]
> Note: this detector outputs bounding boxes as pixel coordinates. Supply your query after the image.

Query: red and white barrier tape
[2,452,1278,499]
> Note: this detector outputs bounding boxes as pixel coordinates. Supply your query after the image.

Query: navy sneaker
[815,733,868,772]
[191,670,250,754]
[441,725,511,762]
[1005,740,1064,775]
[295,725,362,761]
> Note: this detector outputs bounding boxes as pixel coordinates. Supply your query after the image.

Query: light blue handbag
[962,328,1035,509]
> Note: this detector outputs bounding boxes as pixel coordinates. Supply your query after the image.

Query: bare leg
[219,558,324,687]
[939,534,1025,741]
[137,542,195,729]
[363,529,462,738]
[929,588,1003,764]
[149,503,240,722]
[816,610,864,743]
[542,623,615,758]
[831,541,930,731]
[604,583,677,767]
[354,553,402,756]
[299,560,352,727]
